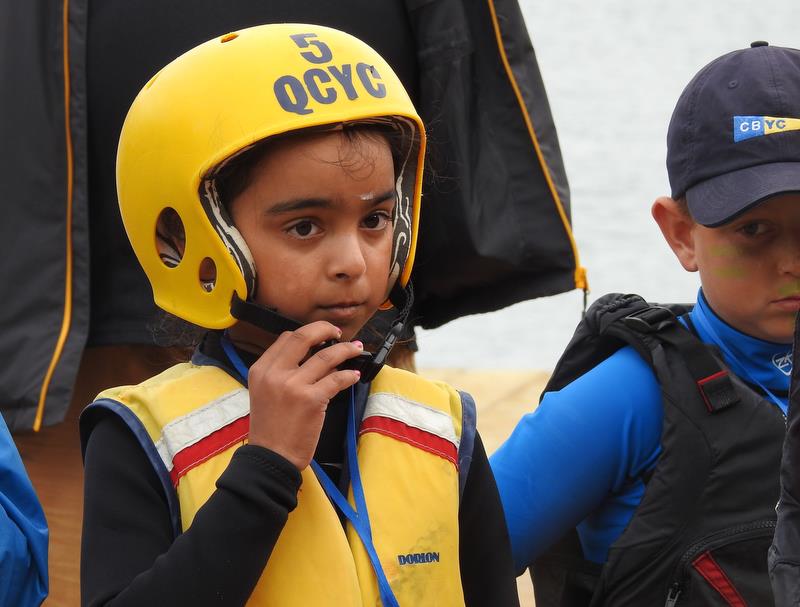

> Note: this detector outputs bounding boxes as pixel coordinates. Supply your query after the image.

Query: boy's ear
[651,196,698,272]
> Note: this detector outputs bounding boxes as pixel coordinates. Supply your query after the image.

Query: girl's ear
[651,196,699,272]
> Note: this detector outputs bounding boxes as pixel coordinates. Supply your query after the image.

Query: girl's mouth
[319,302,365,321]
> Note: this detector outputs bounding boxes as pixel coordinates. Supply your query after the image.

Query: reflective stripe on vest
[154,388,250,485]
[362,392,460,466]
[94,363,467,606]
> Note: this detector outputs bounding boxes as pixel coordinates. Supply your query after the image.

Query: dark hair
[147,310,205,353]
[214,123,410,210]
[674,196,692,219]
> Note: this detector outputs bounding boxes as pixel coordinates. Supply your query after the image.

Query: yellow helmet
[117,23,425,329]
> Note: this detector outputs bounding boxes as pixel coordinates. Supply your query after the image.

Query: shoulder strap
[606,299,740,414]
[543,293,652,395]
[545,293,739,414]
[360,371,475,501]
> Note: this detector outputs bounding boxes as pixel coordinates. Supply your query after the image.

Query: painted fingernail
[353,370,361,379]
[353,340,363,350]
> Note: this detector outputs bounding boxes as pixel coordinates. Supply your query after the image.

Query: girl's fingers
[255,321,342,369]
[297,340,364,383]
[313,369,362,400]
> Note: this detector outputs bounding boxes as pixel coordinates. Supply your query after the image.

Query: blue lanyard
[220,333,250,380]
[310,392,400,607]
[690,303,788,416]
[219,332,400,606]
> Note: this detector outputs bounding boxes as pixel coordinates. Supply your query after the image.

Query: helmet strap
[355,281,413,382]
[228,282,414,383]
[230,293,302,334]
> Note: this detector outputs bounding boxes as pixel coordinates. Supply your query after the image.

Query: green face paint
[712,265,747,279]
[777,280,800,297]
[709,244,744,258]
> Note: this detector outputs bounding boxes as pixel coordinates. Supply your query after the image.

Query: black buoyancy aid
[532,293,785,607]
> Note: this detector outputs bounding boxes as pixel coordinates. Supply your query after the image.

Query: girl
[79,24,517,606]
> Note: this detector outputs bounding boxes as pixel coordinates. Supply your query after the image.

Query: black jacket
[0,0,579,431]
[770,317,800,607]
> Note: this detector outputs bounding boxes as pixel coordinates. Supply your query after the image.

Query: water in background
[416,0,799,371]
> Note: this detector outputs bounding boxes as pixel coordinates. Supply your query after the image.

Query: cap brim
[686,162,800,226]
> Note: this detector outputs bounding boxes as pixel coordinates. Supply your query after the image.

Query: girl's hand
[246,321,363,470]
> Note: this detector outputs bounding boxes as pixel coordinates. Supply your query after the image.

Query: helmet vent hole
[200,258,217,292]
[220,33,239,43]
[156,207,185,268]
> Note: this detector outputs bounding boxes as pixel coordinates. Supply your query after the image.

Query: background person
[0,417,48,606]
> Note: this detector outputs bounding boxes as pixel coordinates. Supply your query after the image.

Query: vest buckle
[622,306,675,333]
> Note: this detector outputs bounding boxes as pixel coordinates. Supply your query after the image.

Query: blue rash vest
[0,415,48,605]
[490,290,792,572]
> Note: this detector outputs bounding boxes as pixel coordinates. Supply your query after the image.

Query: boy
[491,42,800,605]
[79,24,518,606]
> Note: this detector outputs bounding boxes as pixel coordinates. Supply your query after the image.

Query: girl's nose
[329,232,367,280]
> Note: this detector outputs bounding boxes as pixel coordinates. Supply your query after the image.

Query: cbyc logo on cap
[734,115,800,142]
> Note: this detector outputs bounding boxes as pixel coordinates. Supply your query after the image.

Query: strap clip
[622,305,675,333]
[697,370,738,413]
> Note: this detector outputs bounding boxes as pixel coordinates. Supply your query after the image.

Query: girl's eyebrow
[267,197,332,215]
[364,189,397,207]
[267,189,396,215]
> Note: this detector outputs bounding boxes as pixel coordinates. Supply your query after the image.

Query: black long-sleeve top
[80,337,519,606]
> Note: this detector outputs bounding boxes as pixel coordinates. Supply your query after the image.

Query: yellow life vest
[92,362,471,606]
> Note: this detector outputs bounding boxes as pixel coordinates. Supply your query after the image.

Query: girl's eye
[286,220,320,239]
[362,211,391,230]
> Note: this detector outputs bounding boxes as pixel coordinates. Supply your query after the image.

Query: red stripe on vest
[692,551,747,607]
[359,416,458,468]
[170,415,250,486]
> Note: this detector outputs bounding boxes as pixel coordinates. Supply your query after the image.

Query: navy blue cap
[667,42,800,226]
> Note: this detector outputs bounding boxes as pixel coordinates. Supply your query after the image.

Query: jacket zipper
[663,520,776,606]
[665,582,682,607]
